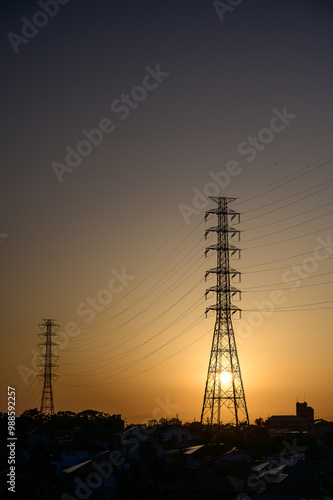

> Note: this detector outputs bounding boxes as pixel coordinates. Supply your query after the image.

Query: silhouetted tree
[50,410,76,429]
[18,408,48,431]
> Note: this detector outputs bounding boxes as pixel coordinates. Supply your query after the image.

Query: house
[62,449,124,499]
[154,442,248,475]
[50,437,108,476]
[120,424,151,459]
[27,426,58,450]
[218,447,252,462]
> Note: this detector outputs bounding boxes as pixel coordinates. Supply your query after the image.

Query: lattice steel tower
[201,197,249,426]
[38,319,59,415]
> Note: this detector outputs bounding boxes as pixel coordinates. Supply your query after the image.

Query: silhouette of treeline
[0,408,124,434]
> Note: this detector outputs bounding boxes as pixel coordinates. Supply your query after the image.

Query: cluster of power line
[5,125,333,411]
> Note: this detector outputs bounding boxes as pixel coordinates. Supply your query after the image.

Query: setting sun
[220,371,232,384]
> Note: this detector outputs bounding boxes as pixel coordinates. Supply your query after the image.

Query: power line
[57,327,212,389]
[245,224,333,250]
[243,199,333,233]
[232,124,333,204]
[242,255,333,274]
[242,270,333,289]
[242,178,333,220]
[64,255,206,352]
[236,157,333,207]
[243,279,333,292]
[239,245,333,271]
[61,294,204,369]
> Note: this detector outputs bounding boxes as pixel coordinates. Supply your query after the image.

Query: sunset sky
[1,0,333,424]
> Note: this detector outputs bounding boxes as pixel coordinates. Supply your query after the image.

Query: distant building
[296,401,314,422]
[267,402,314,431]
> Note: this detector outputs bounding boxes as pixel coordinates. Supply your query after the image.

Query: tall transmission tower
[201,197,249,426]
[38,319,59,415]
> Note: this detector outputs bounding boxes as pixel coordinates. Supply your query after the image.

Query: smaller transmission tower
[38,319,59,415]
[201,197,249,426]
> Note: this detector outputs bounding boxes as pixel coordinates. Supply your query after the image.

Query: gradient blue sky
[1,0,333,423]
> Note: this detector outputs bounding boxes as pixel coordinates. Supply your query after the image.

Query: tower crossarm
[37,355,59,362]
[205,226,241,240]
[38,319,59,329]
[205,208,240,224]
[205,304,242,317]
[205,244,241,259]
[38,340,59,347]
[205,267,241,282]
[37,372,59,380]
[208,196,237,205]
[205,285,241,301]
